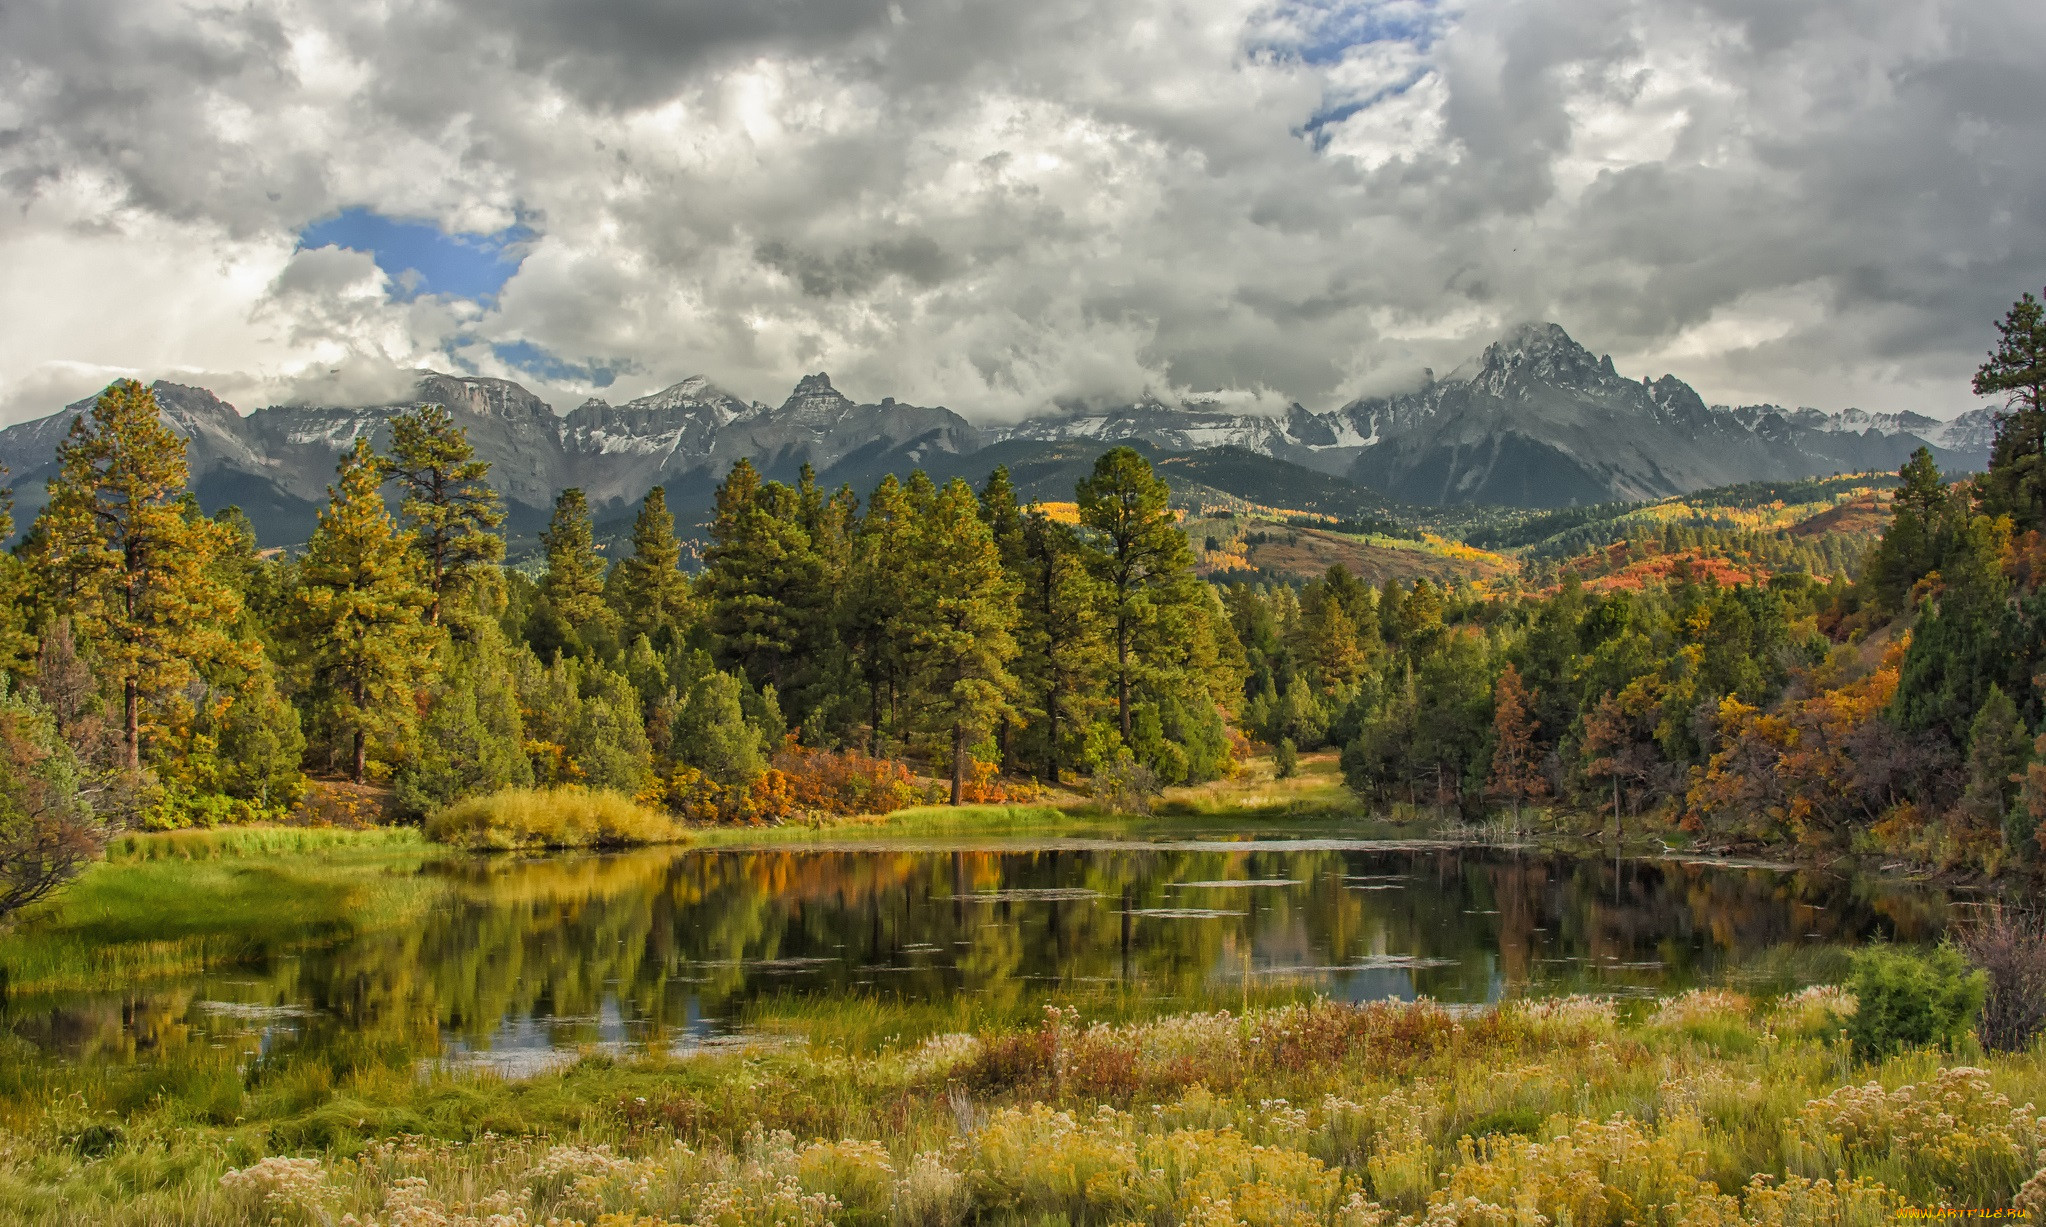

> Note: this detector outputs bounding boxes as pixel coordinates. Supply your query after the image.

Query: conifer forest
[0,294,2044,907]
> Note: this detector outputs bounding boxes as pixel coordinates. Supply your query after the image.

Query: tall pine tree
[541,488,612,644]
[613,486,694,645]
[384,403,504,626]
[700,460,827,698]
[904,478,1019,803]
[33,380,246,770]
[1015,511,1105,783]
[289,437,436,782]
[1075,447,1195,743]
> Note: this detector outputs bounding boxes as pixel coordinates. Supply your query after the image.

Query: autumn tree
[1076,447,1195,743]
[1486,662,1546,830]
[289,437,436,782]
[32,380,245,770]
[384,403,504,625]
[613,486,694,645]
[0,684,102,920]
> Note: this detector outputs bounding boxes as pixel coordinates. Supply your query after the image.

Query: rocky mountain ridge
[0,323,1993,544]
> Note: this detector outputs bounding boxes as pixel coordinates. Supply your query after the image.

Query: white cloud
[0,0,2042,427]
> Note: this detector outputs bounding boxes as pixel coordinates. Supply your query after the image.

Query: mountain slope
[0,322,1990,546]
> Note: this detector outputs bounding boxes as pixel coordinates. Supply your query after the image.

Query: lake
[3,836,1952,1074]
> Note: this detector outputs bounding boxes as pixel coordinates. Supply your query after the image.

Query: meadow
[1,987,2041,1224]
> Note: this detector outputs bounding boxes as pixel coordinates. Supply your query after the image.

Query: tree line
[0,381,1245,906]
[4,289,2044,913]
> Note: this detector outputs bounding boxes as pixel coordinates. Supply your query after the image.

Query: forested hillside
[1,293,2042,905]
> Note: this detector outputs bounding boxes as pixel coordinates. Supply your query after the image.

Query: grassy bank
[0,827,444,995]
[0,990,2039,1224]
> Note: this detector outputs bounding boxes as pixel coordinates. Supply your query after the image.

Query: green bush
[1846,943,1986,1058]
[1274,737,1299,779]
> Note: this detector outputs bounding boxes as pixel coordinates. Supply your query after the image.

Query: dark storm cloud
[1,0,2044,422]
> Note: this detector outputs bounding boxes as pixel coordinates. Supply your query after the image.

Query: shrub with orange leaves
[772,739,937,815]
[1685,639,1914,848]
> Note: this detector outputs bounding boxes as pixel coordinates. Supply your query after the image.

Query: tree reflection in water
[5,843,1948,1068]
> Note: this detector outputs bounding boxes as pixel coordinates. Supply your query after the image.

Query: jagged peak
[792,373,838,396]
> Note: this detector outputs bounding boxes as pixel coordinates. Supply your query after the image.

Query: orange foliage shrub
[653,764,801,825]
[772,739,939,815]
[1684,639,1909,847]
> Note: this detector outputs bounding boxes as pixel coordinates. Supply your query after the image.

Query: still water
[6,837,1950,1073]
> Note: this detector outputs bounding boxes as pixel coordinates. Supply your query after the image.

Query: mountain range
[0,323,1993,547]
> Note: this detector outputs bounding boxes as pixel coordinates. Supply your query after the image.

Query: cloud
[0,0,2042,427]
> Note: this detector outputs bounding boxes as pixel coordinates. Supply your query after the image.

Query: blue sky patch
[1253,0,1448,66]
[490,340,631,389]
[299,207,534,301]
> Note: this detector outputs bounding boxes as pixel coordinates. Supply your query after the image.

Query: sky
[1,0,2042,427]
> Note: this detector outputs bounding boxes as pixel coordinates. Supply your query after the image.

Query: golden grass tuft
[426,787,687,850]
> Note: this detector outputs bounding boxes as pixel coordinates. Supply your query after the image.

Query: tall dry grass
[425,787,688,850]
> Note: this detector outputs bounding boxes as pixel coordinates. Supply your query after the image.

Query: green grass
[0,828,446,994]
[0,989,2036,1224]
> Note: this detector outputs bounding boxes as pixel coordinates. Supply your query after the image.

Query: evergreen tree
[1957,683,2029,856]
[33,380,246,769]
[904,478,1020,804]
[541,488,611,640]
[700,460,827,697]
[213,663,307,815]
[289,437,436,782]
[1869,448,1964,609]
[384,403,504,625]
[672,669,766,789]
[1075,447,1195,743]
[1973,290,2046,531]
[613,486,694,644]
[569,662,655,796]
[394,598,531,815]
[842,475,914,755]
[1016,511,1106,782]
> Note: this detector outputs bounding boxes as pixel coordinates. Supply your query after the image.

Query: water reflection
[5,841,1949,1067]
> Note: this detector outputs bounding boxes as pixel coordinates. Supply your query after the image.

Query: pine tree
[1075,447,1195,743]
[613,486,694,644]
[1485,662,1546,831]
[1975,291,2046,532]
[541,488,611,638]
[905,478,1020,803]
[289,437,436,782]
[1016,511,1106,782]
[384,403,504,625]
[700,460,827,697]
[33,380,247,769]
[841,475,914,755]
[672,669,766,790]
[1958,683,2029,857]
[394,598,531,814]
[214,663,307,815]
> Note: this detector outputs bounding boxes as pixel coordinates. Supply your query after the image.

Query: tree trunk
[868,684,882,758]
[950,721,965,806]
[351,676,368,783]
[1045,690,1060,784]
[1117,615,1132,742]
[123,677,139,771]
